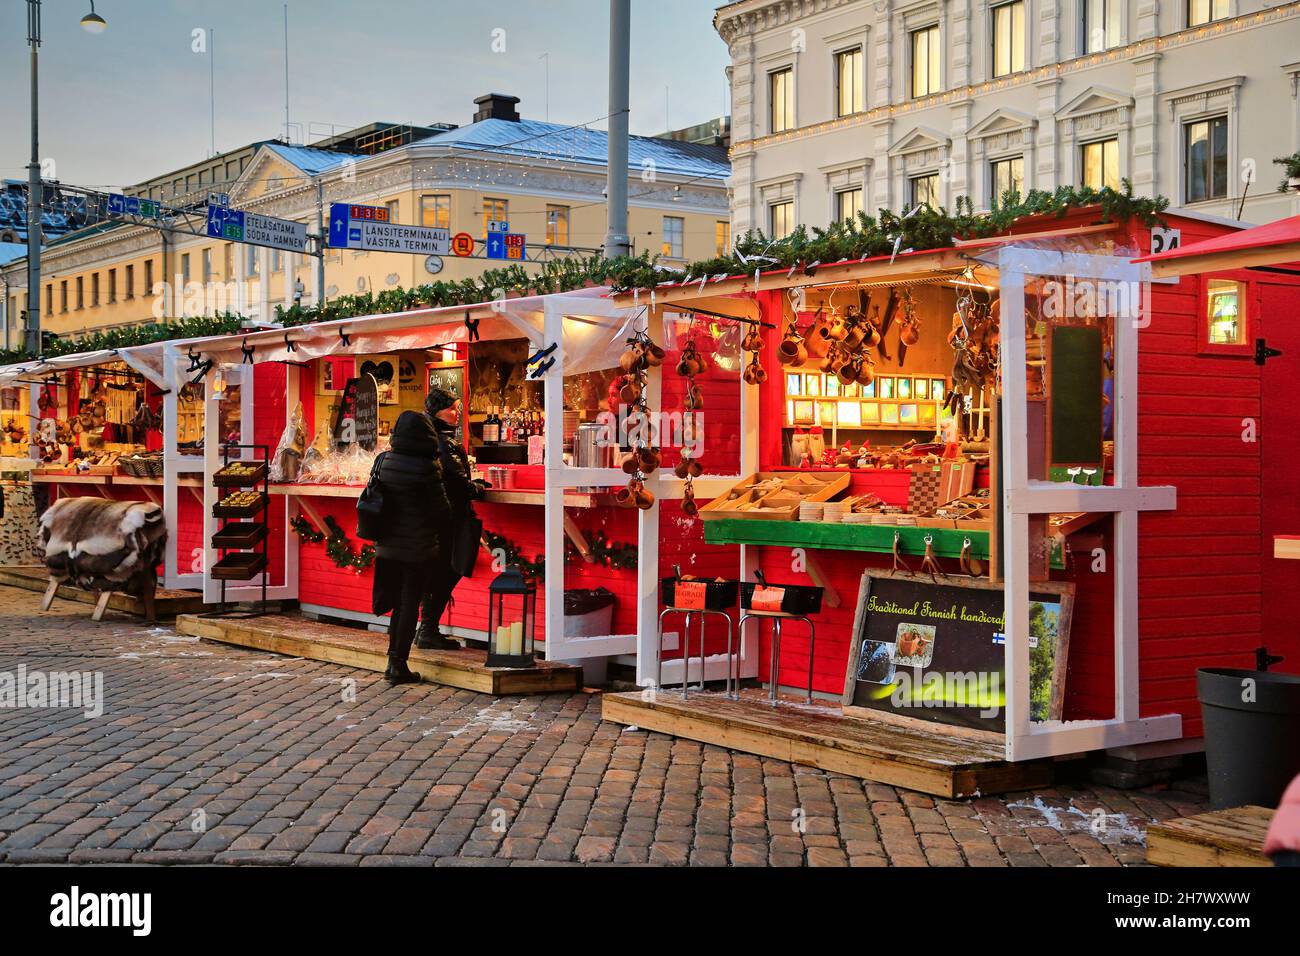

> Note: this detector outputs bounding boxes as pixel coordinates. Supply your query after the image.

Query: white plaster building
[715,0,1300,234]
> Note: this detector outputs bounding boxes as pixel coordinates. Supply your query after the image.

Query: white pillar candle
[496,624,508,654]
[509,620,524,655]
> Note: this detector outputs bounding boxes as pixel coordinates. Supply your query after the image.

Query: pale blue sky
[1,0,730,189]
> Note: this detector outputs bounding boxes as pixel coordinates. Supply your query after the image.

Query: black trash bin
[1198,667,1300,809]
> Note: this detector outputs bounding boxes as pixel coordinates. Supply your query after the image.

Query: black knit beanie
[424,387,457,416]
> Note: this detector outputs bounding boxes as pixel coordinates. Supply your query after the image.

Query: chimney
[473,94,521,123]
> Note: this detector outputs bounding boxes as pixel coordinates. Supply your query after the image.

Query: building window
[385,200,400,222]
[1185,117,1228,203]
[60,281,67,313]
[181,253,191,286]
[90,273,99,307]
[420,194,451,229]
[835,48,864,117]
[770,67,795,133]
[1206,279,1246,345]
[271,249,284,273]
[246,245,259,277]
[144,259,154,296]
[715,220,731,256]
[76,276,84,310]
[108,268,116,303]
[836,187,864,223]
[482,197,508,236]
[769,200,795,239]
[910,174,940,208]
[1084,0,1122,53]
[990,156,1025,208]
[991,2,1026,78]
[662,216,684,258]
[1081,138,1120,190]
[202,248,213,283]
[45,285,52,315]
[1188,0,1229,27]
[125,263,134,299]
[911,25,941,98]
[545,205,569,245]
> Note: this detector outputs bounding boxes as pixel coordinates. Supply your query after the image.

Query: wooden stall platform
[0,565,204,618]
[1147,806,1273,867]
[176,612,583,696]
[602,689,1052,798]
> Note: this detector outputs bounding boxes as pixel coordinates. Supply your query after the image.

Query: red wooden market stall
[594,204,1300,782]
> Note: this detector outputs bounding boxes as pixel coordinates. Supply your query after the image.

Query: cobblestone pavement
[0,586,1210,866]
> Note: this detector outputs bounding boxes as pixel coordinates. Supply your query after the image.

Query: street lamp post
[24,0,107,357]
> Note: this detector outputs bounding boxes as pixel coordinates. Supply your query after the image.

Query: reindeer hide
[40,497,167,594]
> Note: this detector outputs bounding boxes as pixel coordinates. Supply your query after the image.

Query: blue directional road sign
[486,231,527,261]
[206,204,307,252]
[328,202,449,255]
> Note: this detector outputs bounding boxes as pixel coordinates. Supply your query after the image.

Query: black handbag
[355,453,386,541]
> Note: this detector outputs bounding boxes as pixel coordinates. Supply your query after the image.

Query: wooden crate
[1147,806,1273,867]
[699,471,850,522]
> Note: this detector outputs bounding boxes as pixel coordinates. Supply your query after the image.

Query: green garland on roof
[605,182,1169,293]
[0,183,1167,366]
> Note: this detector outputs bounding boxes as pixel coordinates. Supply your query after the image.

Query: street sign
[451,232,475,257]
[328,202,449,255]
[487,219,509,234]
[107,193,161,219]
[206,205,308,253]
[486,232,527,261]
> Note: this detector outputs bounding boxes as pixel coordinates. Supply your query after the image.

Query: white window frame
[833,45,865,118]
[769,65,796,133]
[1081,0,1125,55]
[997,246,1180,760]
[662,215,685,258]
[909,23,941,99]
[1079,136,1121,190]
[769,200,795,239]
[989,155,1025,209]
[1182,115,1230,205]
[989,0,1028,79]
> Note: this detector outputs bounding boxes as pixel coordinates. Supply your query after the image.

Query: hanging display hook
[464,311,481,342]
[241,340,256,365]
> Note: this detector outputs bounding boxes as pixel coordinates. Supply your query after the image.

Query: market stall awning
[1132,213,1300,279]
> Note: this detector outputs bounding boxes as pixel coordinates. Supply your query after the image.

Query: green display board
[1048,325,1103,469]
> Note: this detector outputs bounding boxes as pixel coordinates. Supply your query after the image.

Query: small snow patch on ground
[1004,795,1150,846]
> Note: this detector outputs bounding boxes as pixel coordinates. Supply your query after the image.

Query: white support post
[634,306,664,688]
[542,299,566,661]
[736,304,763,680]
[997,247,1181,761]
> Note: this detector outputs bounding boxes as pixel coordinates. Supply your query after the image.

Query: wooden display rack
[177,612,583,696]
[204,443,270,618]
[601,689,1052,798]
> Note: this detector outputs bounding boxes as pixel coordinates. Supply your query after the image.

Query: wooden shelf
[211,522,269,550]
[703,516,990,560]
[210,551,268,581]
[268,483,606,508]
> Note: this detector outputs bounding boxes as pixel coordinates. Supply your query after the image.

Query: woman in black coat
[415,387,487,649]
[370,410,454,683]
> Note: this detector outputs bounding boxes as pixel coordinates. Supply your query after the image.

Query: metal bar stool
[656,606,736,699]
[737,609,816,705]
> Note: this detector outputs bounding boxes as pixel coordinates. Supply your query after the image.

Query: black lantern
[486,566,536,667]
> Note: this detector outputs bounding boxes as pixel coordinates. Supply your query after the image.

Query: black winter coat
[372,411,453,563]
[433,418,484,519]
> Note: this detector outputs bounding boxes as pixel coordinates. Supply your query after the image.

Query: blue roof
[0,242,27,266]
[413,119,729,180]
[264,143,366,176]
[0,180,79,247]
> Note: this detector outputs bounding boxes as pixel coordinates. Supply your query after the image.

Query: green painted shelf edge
[702,518,990,560]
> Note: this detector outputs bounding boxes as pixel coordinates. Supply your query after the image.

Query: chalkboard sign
[1047,324,1103,470]
[426,362,466,447]
[330,373,379,450]
[354,373,379,451]
[841,572,1074,733]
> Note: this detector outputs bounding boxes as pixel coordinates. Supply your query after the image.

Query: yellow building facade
[2,101,730,344]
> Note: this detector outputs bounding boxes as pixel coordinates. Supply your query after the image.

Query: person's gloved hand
[471,478,491,499]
